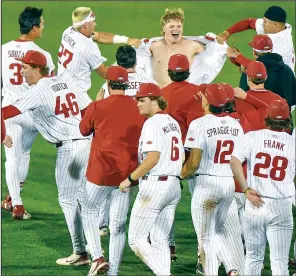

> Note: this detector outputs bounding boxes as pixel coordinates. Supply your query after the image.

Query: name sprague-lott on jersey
[185,114,244,176]
[57,27,107,92]
[12,73,92,143]
[233,129,296,199]
[139,113,183,176]
[1,40,55,106]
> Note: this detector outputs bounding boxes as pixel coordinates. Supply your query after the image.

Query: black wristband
[128,174,135,183]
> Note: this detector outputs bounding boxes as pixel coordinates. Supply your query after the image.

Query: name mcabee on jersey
[8,50,25,58]
[63,33,76,48]
[207,126,239,137]
[162,123,180,134]
[51,83,69,92]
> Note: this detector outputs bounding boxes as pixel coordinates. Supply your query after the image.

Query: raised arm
[92,32,141,48]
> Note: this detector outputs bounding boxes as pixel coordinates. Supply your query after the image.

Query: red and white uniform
[233,129,295,275]
[185,114,245,275]
[3,74,92,255]
[57,26,107,93]
[129,113,183,276]
[1,39,55,207]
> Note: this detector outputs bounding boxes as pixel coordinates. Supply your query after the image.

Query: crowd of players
[1,5,296,276]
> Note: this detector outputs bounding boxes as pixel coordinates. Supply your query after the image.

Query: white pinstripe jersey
[1,40,55,106]
[233,129,296,198]
[57,26,107,92]
[102,71,156,98]
[13,73,92,143]
[185,114,244,176]
[255,19,295,72]
[139,113,183,176]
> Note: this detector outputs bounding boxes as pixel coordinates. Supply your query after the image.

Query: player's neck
[163,36,182,47]
[126,68,136,73]
[249,83,265,90]
[18,34,35,42]
[148,107,162,117]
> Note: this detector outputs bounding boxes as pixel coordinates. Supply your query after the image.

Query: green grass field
[1,1,295,275]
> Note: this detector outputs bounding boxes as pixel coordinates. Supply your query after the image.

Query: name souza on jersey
[8,50,25,58]
[207,126,239,137]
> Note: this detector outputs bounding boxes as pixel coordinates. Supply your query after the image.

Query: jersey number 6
[171,136,180,161]
[55,93,79,118]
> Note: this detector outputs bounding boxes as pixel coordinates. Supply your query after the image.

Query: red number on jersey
[214,140,234,164]
[9,63,23,85]
[58,44,73,68]
[171,136,180,161]
[55,93,79,118]
[253,152,288,181]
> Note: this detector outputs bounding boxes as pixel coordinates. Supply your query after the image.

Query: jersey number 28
[55,93,79,118]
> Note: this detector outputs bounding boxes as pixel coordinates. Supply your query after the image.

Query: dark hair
[18,7,43,34]
[168,69,190,82]
[29,64,49,77]
[209,104,225,114]
[265,116,291,130]
[116,45,136,69]
[108,80,129,91]
[224,101,235,113]
[254,51,269,57]
[249,77,265,85]
[149,96,167,110]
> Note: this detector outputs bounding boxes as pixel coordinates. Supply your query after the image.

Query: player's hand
[96,88,105,101]
[234,87,247,100]
[217,31,230,44]
[245,188,264,208]
[119,179,131,193]
[2,135,12,148]
[127,38,141,48]
[205,32,216,41]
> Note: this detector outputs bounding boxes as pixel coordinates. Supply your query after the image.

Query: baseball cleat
[1,195,12,212]
[170,246,177,262]
[12,205,31,220]
[289,258,296,268]
[99,226,108,237]
[56,252,90,266]
[228,269,239,276]
[88,257,109,275]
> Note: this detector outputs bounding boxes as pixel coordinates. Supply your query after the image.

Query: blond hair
[72,7,91,30]
[160,8,185,33]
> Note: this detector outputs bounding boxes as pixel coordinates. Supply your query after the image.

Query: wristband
[113,35,129,44]
[128,174,135,183]
[243,187,251,195]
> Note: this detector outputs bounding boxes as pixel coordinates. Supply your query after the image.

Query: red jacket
[80,95,144,186]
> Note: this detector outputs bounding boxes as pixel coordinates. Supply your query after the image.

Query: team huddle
[1,5,296,276]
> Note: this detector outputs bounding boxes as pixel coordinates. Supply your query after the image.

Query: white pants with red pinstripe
[81,181,134,276]
[4,112,38,206]
[128,176,181,276]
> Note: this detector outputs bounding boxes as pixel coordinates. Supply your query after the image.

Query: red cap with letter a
[135,83,161,98]
[245,61,267,79]
[219,83,234,102]
[168,54,190,72]
[203,84,228,107]
[107,66,128,82]
[266,99,290,120]
[15,50,47,67]
[248,34,273,53]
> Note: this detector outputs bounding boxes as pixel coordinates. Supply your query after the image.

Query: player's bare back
[150,38,204,88]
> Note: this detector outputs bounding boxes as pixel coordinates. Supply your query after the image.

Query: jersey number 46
[55,93,79,118]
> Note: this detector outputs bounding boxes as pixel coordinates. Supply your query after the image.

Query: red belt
[142,175,168,181]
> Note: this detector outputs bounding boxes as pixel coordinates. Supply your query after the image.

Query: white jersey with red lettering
[102,71,156,98]
[255,19,295,72]
[185,114,244,176]
[233,129,295,199]
[139,113,183,176]
[13,73,92,143]
[57,26,107,92]
[2,39,55,105]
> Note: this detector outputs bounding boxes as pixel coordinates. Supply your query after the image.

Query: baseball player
[1,6,55,219]
[218,5,295,72]
[58,7,141,95]
[230,99,295,275]
[181,84,245,275]
[2,50,92,266]
[79,66,144,276]
[119,83,183,276]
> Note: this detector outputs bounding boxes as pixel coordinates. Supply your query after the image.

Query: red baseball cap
[245,61,267,79]
[248,35,273,53]
[266,99,290,120]
[15,50,47,67]
[219,83,234,102]
[107,66,128,82]
[203,84,228,107]
[135,83,161,98]
[168,54,190,72]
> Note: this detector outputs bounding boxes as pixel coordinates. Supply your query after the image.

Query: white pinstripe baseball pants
[55,139,90,254]
[243,198,293,275]
[4,112,38,206]
[128,176,181,276]
[81,181,134,276]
